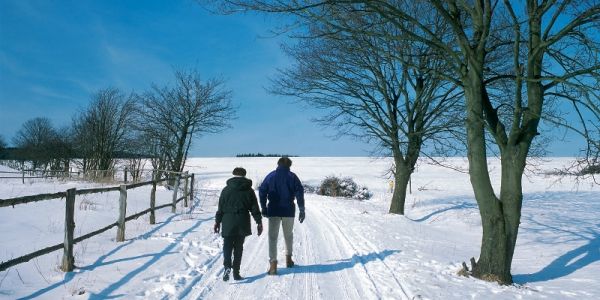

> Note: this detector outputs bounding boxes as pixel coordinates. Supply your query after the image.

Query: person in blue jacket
[259,156,305,275]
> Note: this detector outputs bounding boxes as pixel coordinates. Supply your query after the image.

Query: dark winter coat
[215,176,262,237]
[259,166,305,217]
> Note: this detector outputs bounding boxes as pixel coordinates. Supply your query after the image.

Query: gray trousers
[268,217,294,262]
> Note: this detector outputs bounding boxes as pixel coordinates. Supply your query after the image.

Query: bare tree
[136,69,236,178]
[0,134,6,150]
[123,133,149,182]
[271,11,463,214]
[215,0,600,284]
[12,117,59,170]
[0,134,6,160]
[72,88,136,175]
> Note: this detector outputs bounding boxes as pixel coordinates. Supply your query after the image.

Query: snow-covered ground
[0,157,598,299]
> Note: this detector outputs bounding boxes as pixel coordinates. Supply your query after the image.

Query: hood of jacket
[226,176,253,191]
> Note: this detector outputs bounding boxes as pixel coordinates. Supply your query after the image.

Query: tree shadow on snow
[18,214,212,300]
[239,249,401,283]
[513,227,600,284]
[409,199,477,223]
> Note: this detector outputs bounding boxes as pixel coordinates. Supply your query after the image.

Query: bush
[317,176,372,200]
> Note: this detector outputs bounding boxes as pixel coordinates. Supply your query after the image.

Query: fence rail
[0,166,160,184]
[0,171,195,272]
[0,192,67,208]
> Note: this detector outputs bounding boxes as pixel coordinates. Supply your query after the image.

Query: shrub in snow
[317,176,372,200]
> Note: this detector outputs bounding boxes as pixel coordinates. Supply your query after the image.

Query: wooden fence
[0,168,151,184]
[0,171,195,272]
[0,169,80,183]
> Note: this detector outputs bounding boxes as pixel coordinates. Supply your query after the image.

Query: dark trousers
[223,236,245,271]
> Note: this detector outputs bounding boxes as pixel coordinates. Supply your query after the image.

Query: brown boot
[286,255,294,268]
[267,260,277,275]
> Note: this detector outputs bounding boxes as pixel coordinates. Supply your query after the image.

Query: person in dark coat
[259,157,305,275]
[214,167,263,281]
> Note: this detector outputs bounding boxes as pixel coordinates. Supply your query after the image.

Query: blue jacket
[259,166,305,217]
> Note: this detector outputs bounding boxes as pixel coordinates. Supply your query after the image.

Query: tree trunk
[472,148,527,285]
[499,150,525,279]
[463,70,514,284]
[388,158,411,215]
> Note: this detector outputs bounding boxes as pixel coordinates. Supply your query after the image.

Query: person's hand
[257,223,263,236]
[213,222,220,234]
[299,210,305,224]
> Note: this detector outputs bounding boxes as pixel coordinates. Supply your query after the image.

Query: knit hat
[232,167,246,177]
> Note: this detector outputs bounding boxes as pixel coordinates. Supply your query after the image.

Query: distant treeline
[236,153,298,158]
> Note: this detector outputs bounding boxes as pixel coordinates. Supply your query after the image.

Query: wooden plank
[61,188,76,272]
[0,192,66,208]
[126,180,154,190]
[183,171,189,207]
[154,202,173,211]
[0,176,46,179]
[74,222,118,243]
[150,180,156,225]
[190,173,195,206]
[155,169,185,175]
[125,207,153,222]
[0,243,63,272]
[76,186,121,195]
[116,185,127,242]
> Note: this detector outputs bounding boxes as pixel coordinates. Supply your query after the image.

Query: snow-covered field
[0,157,598,299]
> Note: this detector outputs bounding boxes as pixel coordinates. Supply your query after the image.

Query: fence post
[117,185,127,242]
[190,173,195,206]
[183,171,189,207]
[61,188,76,272]
[22,168,25,184]
[150,177,156,225]
[171,174,180,213]
[124,168,128,184]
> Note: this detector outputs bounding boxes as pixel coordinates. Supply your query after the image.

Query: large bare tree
[270,11,462,214]
[136,69,236,177]
[216,0,600,284]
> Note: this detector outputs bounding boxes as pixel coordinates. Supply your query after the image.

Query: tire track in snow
[224,232,270,300]
[300,217,318,300]
[323,206,414,300]
[178,189,409,300]
[185,213,271,299]
[309,203,380,299]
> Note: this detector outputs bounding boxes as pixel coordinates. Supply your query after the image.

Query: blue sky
[0,0,368,157]
[0,0,586,157]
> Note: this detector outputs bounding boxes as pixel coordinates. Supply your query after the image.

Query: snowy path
[167,192,412,300]
[2,157,599,299]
